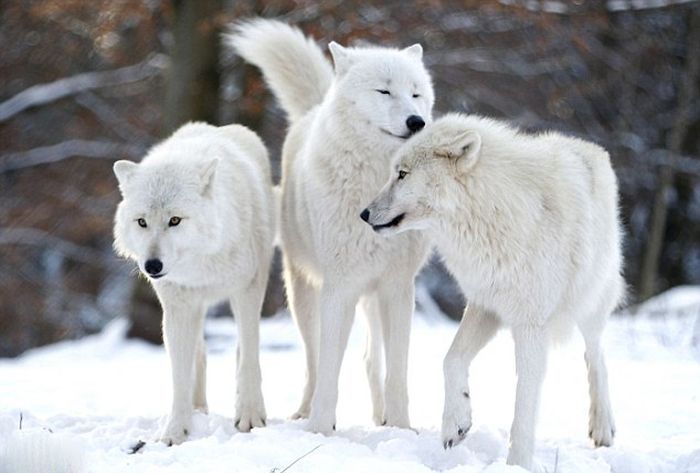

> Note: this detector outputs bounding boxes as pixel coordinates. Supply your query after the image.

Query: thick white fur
[227,19,435,433]
[113,122,275,445]
[365,114,623,470]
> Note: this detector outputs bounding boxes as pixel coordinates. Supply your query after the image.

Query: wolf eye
[137,218,147,228]
[398,170,408,180]
[376,89,391,95]
[412,94,421,98]
[169,216,181,227]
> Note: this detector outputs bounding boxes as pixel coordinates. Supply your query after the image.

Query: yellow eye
[169,216,181,227]
[398,170,408,180]
[137,218,147,228]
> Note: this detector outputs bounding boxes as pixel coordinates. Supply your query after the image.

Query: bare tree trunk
[164,0,224,132]
[128,0,224,343]
[638,7,700,302]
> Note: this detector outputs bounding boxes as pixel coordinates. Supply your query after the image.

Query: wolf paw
[290,409,309,420]
[381,412,411,429]
[306,413,336,435]
[235,405,266,432]
[441,391,472,449]
[441,422,471,449]
[589,411,615,447]
[157,417,191,446]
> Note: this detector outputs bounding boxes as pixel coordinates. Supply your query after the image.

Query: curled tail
[225,19,333,123]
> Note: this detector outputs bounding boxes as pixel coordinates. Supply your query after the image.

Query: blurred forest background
[1,0,699,357]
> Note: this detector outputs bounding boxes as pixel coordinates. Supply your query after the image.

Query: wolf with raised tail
[227,19,434,433]
[113,122,275,445]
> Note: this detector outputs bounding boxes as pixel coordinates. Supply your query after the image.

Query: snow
[1,287,699,473]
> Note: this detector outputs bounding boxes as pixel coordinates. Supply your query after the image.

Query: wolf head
[112,139,226,283]
[327,41,434,142]
[361,115,482,236]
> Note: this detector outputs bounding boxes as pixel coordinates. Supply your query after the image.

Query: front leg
[306,280,359,434]
[377,277,415,428]
[442,304,499,448]
[507,324,549,470]
[158,293,205,445]
[230,281,267,432]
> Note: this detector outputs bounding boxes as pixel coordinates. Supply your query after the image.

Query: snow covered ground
[1,287,699,473]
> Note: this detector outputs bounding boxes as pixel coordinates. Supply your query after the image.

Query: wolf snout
[406,115,425,134]
[360,208,370,222]
[145,258,163,277]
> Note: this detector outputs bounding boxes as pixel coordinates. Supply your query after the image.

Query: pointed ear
[113,160,138,192]
[402,43,423,60]
[199,158,219,196]
[329,41,353,76]
[436,130,482,174]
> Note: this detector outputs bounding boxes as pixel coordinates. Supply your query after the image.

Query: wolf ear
[113,160,138,192]
[329,41,353,76]
[403,44,423,60]
[436,130,482,174]
[199,158,219,196]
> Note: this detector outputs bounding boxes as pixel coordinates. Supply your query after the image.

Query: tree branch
[0,54,168,123]
[0,228,109,266]
[0,140,146,173]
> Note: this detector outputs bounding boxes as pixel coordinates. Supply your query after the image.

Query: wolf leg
[359,292,385,426]
[193,335,208,413]
[376,276,415,428]
[157,293,205,445]
[578,296,616,447]
[442,304,499,448]
[284,257,320,420]
[307,279,360,434]
[230,277,267,432]
[507,324,548,470]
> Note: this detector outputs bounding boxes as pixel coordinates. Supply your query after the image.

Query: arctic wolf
[363,114,623,470]
[227,19,434,433]
[113,122,275,445]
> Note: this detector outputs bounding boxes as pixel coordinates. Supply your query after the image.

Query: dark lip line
[380,128,411,140]
[149,273,166,279]
[371,213,406,231]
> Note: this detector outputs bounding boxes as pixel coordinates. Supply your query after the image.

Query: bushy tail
[225,19,334,123]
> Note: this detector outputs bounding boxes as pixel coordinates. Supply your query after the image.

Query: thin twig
[270,444,322,473]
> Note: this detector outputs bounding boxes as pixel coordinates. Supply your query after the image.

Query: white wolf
[113,122,275,445]
[227,19,434,433]
[363,114,623,470]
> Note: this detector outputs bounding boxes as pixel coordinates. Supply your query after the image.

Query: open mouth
[380,128,411,140]
[371,213,405,232]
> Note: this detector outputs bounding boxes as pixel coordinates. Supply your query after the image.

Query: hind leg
[284,257,320,420]
[360,292,385,426]
[578,298,616,447]
[230,270,268,432]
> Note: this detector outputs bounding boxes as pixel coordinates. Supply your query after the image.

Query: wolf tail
[225,19,334,123]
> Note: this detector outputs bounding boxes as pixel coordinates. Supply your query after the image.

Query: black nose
[406,115,425,133]
[360,208,370,222]
[145,258,163,275]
